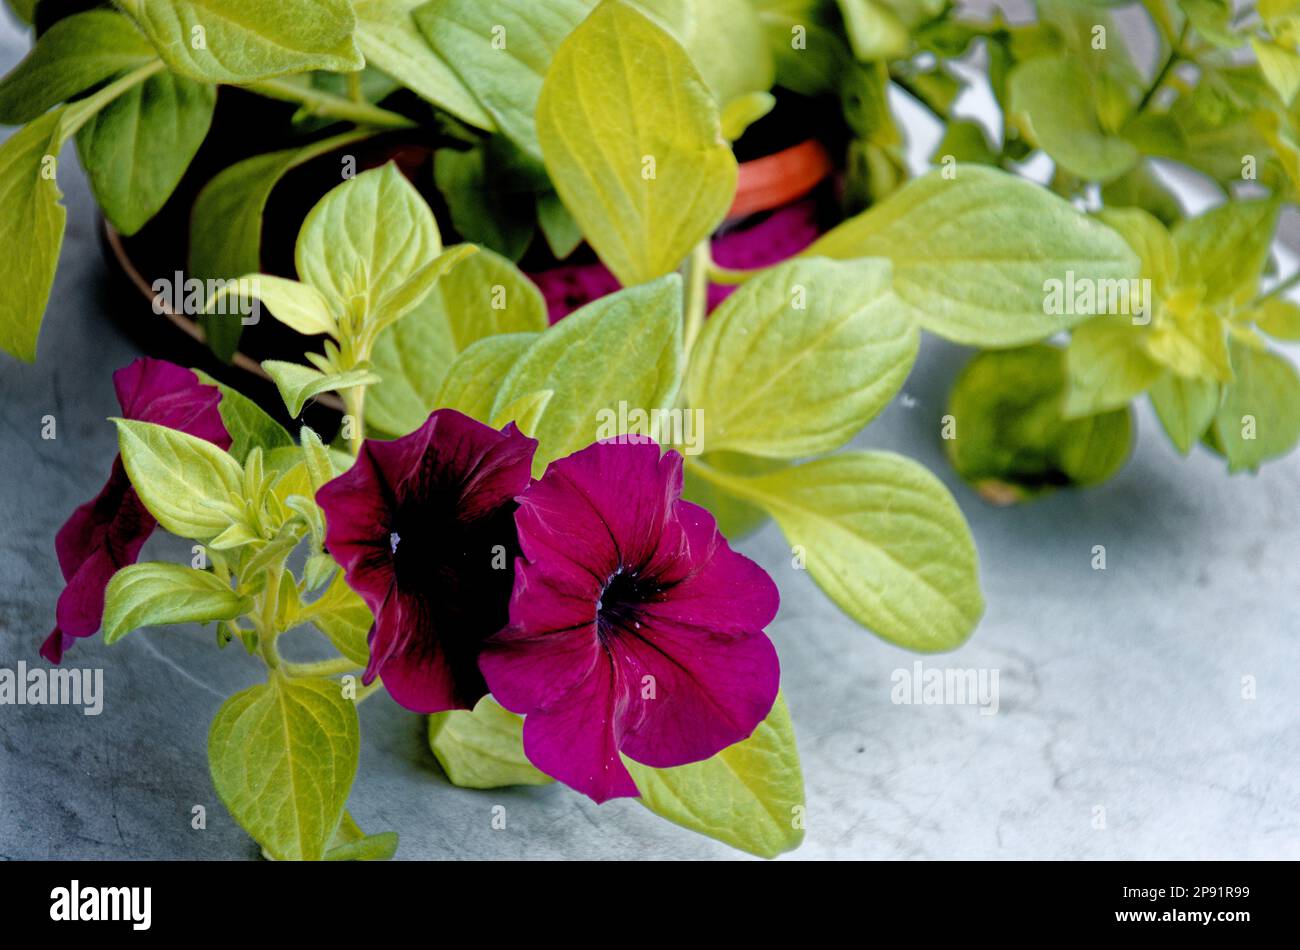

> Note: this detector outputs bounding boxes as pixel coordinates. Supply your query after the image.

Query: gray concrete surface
[1,9,1298,860]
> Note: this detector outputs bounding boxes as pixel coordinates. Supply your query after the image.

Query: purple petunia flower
[479,440,781,804]
[316,410,536,714]
[41,359,230,664]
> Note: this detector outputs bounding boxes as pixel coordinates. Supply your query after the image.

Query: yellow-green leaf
[427,697,553,789]
[685,257,917,458]
[624,693,804,859]
[208,676,359,861]
[536,0,738,287]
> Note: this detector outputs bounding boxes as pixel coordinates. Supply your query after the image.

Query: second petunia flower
[480,440,781,803]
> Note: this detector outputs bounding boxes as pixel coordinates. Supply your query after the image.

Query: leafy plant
[8,0,1283,858]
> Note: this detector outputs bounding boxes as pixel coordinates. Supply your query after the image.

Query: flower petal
[519,651,639,803]
[42,361,226,663]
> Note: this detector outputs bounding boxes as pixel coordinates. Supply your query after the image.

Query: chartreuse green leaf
[114,0,364,84]
[1252,296,1300,340]
[493,276,683,472]
[1172,199,1280,308]
[639,0,775,108]
[807,166,1139,346]
[325,813,398,861]
[685,258,917,458]
[435,332,538,423]
[209,675,359,861]
[624,693,803,859]
[1253,36,1300,105]
[489,390,553,435]
[428,697,553,789]
[0,9,157,125]
[0,111,65,362]
[1210,339,1300,471]
[296,164,443,325]
[1007,54,1138,183]
[4,0,36,24]
[537,0,738,287]
[194,371,294,460]
[536,192,584,259]
[749,0,846,97]
[102,563,251,645]
[1095,206,1179,299]
[263,361,382,418]
[414,0,594,160]
[946,345,1132,504]
[75,70,215,236]
[1150,373,1220,455]
[691,452,983,650]
[113,418,243,539]
[434,147,536,262]
[353,0,495,131]
[208,276,336,338]
[190,130,373,361]
[1065,317,1164,416]
[836,0,910,61]
[302,571,371,666]
[368,246,548,435]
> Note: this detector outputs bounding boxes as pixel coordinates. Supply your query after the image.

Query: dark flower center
[595,566,662,643]
[385,493,520,703]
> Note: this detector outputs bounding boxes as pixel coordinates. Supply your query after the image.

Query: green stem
[343,386,366,456]
[248,78,416,130]
[354,680,384,704]
[683,241,712,359]
[1133,23,1187,117]
[346,71,364,104]
[283,657,361,678]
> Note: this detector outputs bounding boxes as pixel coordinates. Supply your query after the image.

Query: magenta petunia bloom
[479,440,781,803]
[41,359,230,663]
[316,410,536,714]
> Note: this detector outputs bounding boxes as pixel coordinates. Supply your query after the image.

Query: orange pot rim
[729,138,834,221]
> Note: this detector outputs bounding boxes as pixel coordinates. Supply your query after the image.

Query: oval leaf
[537,0,738,287]
[492,276,683,472]
[696,451,984,651]
[807,165,1139,347]
[103,562,251,645]
[685,257,918,458]
[208,676,360,861]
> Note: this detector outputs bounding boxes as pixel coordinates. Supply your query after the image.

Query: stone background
[1,6,1297,860]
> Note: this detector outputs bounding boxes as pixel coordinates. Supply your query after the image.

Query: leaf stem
[706,261,767,286]
[247,78,417,130]
[283,657,361,678]
[683,241,712,359]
